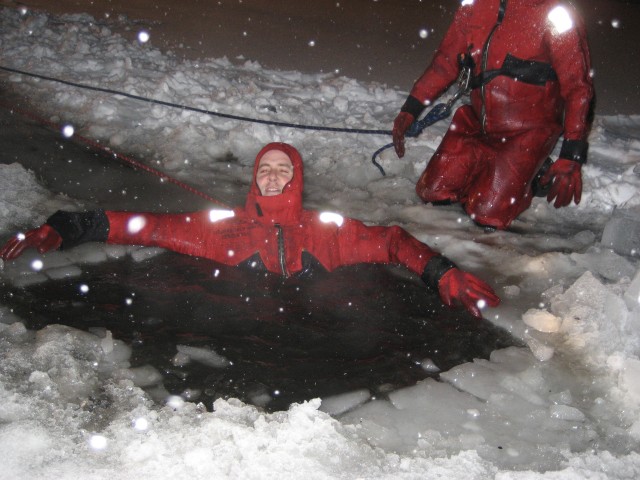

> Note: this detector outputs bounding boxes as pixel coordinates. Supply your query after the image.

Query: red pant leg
[416,105,484,204]
[416,106,562,229]
[464,127,561,229]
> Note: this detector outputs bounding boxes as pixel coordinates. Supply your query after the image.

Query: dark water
[0,91,243,214]
[3,252,518,411]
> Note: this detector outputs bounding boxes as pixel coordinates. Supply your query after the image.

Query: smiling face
[256,149,294,196]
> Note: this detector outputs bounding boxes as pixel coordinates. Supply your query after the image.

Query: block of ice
[601,213,640,257]
[0,306,22,326]
[549,404,586,422]
[523,309,561,333]
[130,247,165,262]
[44,265,82,280]
[12,271,48,288]
[116,365,163,388]
[570,246,636,281]
[319,389,370,415]
[620,358,640,403]
[420,358,441,373]
[105,244,136,259]
[176,344,231,368]
[66,243,109,264]
[623,268,640,310]
[525,333,555,362]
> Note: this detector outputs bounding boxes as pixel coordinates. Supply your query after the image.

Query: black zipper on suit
[274,223,289,277]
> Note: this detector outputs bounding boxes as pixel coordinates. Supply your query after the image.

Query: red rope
[1,101,230,208]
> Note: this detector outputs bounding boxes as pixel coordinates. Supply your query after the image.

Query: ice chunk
[601,212,640,257]
[619,358,640,403]
[523,309,561,333]
[623,268,640,310]
[6,270,48,288]
[44,265,82,280]
[503,285,521,298]
[333,95,349,113]
[570,246,636,281]
[100,330,114,354]
[66,243,109,264]
[549,404,586,422]
[176,344,231,368]
[0,306,21,326]
[319,389,370,415]
[2,322,27,339]
[420,358,440,373]
[243,383,272,407]
[630,419,640,441]
[34,252,72,269]
[172,351,192,367]
[549,389,573,405]
[100,339,131,370]
[116,365,163,388]
[525,333,555,362]
[104,245,133,259]
[130,247,165,262]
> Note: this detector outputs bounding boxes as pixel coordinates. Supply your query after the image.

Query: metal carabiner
[445,62,473,111]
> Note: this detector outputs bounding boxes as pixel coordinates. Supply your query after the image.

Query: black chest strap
[470,53,558,88]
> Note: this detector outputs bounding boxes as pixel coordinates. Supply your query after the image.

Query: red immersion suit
[403,0,593,229]
[102,143,440,278]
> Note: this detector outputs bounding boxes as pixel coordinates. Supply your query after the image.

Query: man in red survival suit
[0,142,500,318]
[392,0,594,230]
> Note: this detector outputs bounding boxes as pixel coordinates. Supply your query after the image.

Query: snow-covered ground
[1,5,640,479]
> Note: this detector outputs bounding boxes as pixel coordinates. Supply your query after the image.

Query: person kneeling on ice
[0,142,499,318]
[392,0,594,231]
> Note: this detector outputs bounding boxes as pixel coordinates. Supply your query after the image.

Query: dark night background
[9,0,640,115]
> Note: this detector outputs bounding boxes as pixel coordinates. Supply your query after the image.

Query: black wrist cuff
[421,255,457,290]
[400,95,426,119]
[46,209,110,250]
[559,139,589,165]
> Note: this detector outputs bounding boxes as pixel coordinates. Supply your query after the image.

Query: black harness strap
[470,53,558,88]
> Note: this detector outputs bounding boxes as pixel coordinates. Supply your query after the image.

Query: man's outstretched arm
[0,210,109,261]
[336,219,500,318]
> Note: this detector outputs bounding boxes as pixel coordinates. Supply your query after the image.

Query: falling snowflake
[62,124,74,138]
[137,30,150,43]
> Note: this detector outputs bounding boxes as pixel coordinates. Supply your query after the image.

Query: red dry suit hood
[243,142,304,225]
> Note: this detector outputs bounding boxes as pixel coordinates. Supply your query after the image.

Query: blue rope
[0,65,391,136]
[0,64,459,177]
[371,102,452,176]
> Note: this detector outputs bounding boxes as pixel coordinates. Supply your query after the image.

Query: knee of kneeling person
[416,180,460,204]
[464,196,527,230]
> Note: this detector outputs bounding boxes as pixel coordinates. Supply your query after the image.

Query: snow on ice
[1,5,640,479]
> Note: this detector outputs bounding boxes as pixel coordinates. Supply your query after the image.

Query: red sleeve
[105,210,224,258]
[334,218,438,276]
[546,4,594,141]
[408,5,471,104]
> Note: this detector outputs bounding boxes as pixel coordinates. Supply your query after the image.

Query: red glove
[438,268,500,319]
[392,111,415,158]
[539,158,582,208]
[0,224,62,261]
